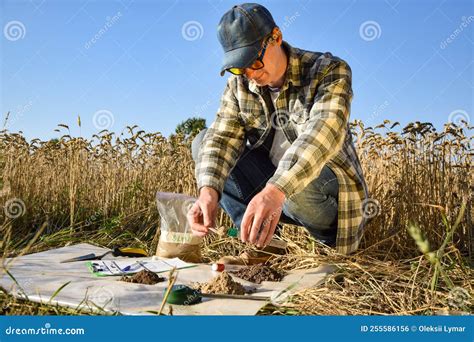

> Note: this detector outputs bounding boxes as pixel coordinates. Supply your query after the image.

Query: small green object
[165,284,202,305]
[227,227,238,237]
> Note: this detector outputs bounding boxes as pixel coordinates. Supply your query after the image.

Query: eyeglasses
[226,36,272,76]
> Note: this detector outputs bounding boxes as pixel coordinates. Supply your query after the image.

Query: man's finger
[188,202,201,218]
[191,221,209,235]
[188,203,209,236]
[261,214,279,247]
[192,227,208,237]
[256,216,273,247]
[188,201,201,214]
[240,208,254,242]
[201,202,214,228]
[248,212,265,244]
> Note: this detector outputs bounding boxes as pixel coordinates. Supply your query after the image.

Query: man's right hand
[188,186,219,237]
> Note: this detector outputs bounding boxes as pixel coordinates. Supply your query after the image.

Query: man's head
[217,3,288,88]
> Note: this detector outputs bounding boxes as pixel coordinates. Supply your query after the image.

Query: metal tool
[60,247,148,263]
[164,284,269,305]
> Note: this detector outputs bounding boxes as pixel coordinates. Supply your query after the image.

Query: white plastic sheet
[0,243,335,315]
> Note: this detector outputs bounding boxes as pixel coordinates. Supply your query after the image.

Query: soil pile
[193,271,253,295]
[231,265,286,284]
[120,270,165,285]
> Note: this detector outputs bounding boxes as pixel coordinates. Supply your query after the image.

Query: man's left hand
[240,183,285,248]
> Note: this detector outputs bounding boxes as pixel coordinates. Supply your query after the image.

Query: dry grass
[0,120,472,315]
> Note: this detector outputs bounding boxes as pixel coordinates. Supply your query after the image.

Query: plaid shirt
[196,41,369,255]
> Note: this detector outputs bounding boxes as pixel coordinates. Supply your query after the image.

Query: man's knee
[281,166,339,230]
[282,196,338,247]
[191,129,207,161]
[283,195,338,230]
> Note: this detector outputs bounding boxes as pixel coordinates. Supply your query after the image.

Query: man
[188,3,369,264]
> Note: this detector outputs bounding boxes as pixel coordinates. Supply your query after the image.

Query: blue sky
[1,0,472,140]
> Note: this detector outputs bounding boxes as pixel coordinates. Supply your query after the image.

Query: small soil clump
[231,265,286,284]
[120,270,165,285]
[193,271,253,295]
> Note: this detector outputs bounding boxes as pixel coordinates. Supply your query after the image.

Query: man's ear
[271,27,282,45]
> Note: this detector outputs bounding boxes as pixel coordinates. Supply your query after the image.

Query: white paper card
[89,257,195,276]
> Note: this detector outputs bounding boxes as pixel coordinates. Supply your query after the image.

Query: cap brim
[219,40,262,76]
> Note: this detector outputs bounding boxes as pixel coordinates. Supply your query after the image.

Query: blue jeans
[192,129,339,247]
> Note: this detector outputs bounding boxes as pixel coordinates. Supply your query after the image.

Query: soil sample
[155,192,203,263]
[156,240,202,263]
[120,270,165,285]
[193,271,254,295]
[231,265,286,284]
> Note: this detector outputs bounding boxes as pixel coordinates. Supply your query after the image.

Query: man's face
[244,33,284,87]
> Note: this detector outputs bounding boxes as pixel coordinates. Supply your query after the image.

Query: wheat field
[0,119,472,315]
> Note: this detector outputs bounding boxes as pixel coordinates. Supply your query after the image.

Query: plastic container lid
[227,227,238,237]
[164,284,202,305]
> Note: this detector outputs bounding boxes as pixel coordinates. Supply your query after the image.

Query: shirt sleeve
[195,78,246,198]
[267,60,353,198]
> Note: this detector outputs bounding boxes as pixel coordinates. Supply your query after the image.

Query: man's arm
[267,60,353,198]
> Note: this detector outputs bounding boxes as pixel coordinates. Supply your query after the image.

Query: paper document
[87,257,196,276]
